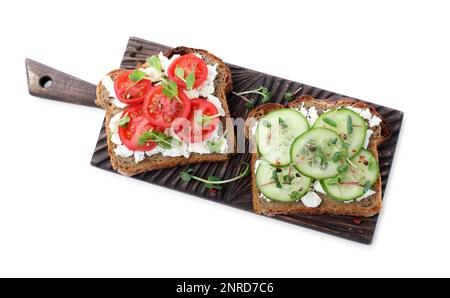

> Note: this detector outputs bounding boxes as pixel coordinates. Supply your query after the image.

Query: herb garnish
[232,86,272,109]
[138,130,174,149]
[146,55,162,73]
[346,157,358,169]
[118,113,130,127]
[204,176,223,190]
[284,86,303,102]
[271,170,282,188]
[205,130,227,153]
[128,69,147,82]
[195,113,221,126]
[331,150,345,162]
[279,118,288,129]
[289,191,302,201]
[174,66,196,90]
[282,175,293,184]
[180,162,250,190]
[143,55,182,103]
[330,137,338,145]
[327,176,341,185]
[337,163,349,173]
[123,69,149,98]
[323,117,337,127]
[347,115,353,135]
[160,77,182,103]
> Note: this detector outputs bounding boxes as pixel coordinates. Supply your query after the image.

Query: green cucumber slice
[256,108,309,166]
[290,128,346,179]
[256,161,312,202]
[313,108,367,157]
[320,149,379,201]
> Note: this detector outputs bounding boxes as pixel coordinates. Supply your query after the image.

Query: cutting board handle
[25,59,98,108]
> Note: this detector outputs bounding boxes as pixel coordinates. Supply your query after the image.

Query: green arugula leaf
[347,115,353,135]
[323,117,337,127]
[146,55,162,73]
[128,69,146,82]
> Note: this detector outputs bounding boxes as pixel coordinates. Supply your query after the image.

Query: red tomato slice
[114,70,153,104]
[143,85,191,128]
[173,98,220,143]
[167,54,208,89]
[118,104,164,151]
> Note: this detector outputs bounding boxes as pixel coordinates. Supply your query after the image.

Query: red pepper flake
[353,217,362,225]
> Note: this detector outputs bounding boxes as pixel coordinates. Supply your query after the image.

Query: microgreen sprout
[180,162,250,190]
[232,86,272,109]
[284,86,303,102]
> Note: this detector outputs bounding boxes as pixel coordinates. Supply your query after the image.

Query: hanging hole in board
[39,76,53,88]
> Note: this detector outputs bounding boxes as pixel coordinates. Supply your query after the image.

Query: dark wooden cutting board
[26,36,403,244]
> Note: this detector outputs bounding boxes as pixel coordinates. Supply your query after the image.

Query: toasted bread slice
[245,95,390,217]
[96,47,235,176]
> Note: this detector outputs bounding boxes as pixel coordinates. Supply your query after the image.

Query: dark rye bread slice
[95,47,235,176]
[245,95,390,217]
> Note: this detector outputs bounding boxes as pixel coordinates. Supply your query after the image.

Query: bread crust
[96,47,235,176]
[247,95,389,217]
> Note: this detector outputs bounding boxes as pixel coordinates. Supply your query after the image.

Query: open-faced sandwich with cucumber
[245,95,390,217]
[95,47,235,176]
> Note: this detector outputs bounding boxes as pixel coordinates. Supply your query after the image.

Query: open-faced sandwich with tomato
[95,47,234,176]
[244,95,390,217]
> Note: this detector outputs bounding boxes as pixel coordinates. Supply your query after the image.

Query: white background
[1,0,449,278]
